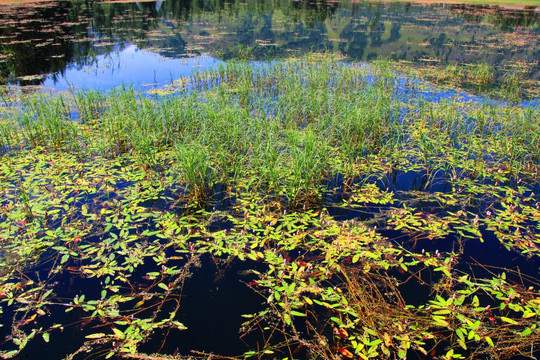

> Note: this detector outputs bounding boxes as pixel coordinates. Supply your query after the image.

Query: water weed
[0,56,539,360]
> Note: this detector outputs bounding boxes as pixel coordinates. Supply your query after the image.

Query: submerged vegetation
[0,56,540,359]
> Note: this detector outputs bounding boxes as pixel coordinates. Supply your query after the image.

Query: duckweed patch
[0,58,539,360]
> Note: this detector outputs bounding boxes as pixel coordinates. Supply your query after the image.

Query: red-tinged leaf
[333,327,349,339]
[21,313,37,326]
[292,344,304,355]
[158,282,169,291]
[337,347,354,358]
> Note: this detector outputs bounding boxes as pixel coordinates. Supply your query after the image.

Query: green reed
[15,95,79,151]
[1,56,539,200]
[73,89,106,124]
[470,63,495,93]
[174,140,217,200]
[282,129,329,207]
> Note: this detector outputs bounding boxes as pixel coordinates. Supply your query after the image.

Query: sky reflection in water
[42,45,221,92]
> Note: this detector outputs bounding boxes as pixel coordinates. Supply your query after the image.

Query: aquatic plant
[0,56,539,360]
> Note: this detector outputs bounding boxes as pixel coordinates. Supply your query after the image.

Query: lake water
[1,2,540,359]
[0,0,539,92]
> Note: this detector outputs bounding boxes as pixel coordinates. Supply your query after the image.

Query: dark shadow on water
[139,254,267,357]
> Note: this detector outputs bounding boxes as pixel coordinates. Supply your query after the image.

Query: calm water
[0,0,539,91]
[1,2,540,359]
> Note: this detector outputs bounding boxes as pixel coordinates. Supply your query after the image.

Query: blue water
[42,45,221,92]
[37,42,538,112]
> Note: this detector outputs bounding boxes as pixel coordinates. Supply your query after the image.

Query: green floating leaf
[501,316,519,325]
[290,310,306,317]
[284,313,291,326]
[158,282,169,291]
[431,315,449,327]
[1,350,19,359]
[112,328,125,339]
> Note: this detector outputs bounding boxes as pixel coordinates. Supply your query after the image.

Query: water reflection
[41,46,220,91]
[0,0,538,91]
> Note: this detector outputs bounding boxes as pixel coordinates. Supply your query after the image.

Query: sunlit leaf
[501,317,519,325]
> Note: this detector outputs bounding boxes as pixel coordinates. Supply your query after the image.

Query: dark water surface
[0,0,539,91]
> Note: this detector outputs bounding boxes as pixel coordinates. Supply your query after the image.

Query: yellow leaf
[303,296,313,305]
[501,317,519,325]
[431,315,449,327]
[383,332,392,347]
[112,328,124,339]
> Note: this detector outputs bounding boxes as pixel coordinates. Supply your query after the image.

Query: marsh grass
[3,57,540,199]
[400,59,538,102]
[2,58,540,197]
[174,140,217,201]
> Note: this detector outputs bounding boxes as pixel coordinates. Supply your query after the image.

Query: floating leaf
[111,328,124,339]
[1,350,19,358]
[431,315,449,327]
[158,283,169,291]
[333,327,349,339]
[501,317,519,325]
[290,310,306,317]
[337,347,354,358]
[303,296,313,305]
[284,313,291,326]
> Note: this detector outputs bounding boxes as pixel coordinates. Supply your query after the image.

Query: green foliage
[0,57,539,359]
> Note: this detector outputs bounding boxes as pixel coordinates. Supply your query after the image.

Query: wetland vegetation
[1,56,540,360]
[0,1,539,360]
